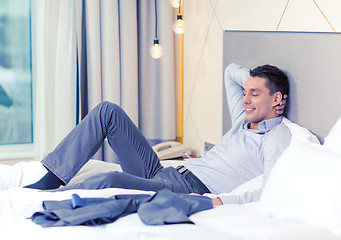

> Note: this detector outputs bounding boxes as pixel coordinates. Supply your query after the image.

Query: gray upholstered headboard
[223,30,341,143]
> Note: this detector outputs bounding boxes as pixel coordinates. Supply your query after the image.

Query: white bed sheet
[0,187,338,240]
[0,160,339,240]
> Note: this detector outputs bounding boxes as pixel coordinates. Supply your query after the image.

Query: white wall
[183,0,341,156]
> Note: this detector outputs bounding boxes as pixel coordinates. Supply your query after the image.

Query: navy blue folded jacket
[31,189,213,227]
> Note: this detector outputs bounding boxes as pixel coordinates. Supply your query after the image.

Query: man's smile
[244,107,255,113]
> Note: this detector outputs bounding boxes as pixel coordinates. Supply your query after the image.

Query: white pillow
[260,139,341,235]
[324,117,341,154]
[0,161,47,189]
[282,117,320,144]
[66,160,122,186]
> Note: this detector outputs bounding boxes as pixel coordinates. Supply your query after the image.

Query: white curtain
[33,0,77,160]
[33,0,176,162]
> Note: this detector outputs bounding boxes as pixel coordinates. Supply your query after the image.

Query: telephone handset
[152,141,191,160]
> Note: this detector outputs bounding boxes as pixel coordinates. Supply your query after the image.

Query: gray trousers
[42,102,196,193]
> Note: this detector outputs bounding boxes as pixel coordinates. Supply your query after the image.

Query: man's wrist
[212,197,223,206]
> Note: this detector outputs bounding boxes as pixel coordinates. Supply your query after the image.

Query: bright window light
[0,0,33,145]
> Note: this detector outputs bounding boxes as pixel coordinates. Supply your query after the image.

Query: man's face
[243,76,279,129]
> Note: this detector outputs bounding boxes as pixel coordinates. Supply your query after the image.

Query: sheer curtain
[33,0,77,160]
[33,0,177,162]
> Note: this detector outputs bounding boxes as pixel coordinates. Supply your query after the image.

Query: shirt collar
[242,116,283,133]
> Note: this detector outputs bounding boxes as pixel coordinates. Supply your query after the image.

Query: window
[0,0,32,145]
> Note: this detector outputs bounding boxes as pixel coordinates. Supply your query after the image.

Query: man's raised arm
[224,63,250,125]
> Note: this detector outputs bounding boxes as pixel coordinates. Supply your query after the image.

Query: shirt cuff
[203,193,239,205]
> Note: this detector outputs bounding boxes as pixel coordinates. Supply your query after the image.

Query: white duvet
[1,187,337,240]
[0,160,338,240]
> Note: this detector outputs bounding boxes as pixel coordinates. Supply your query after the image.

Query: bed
[1,152,341,240]
[1,30,341,240]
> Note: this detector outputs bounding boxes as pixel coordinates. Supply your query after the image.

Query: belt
[175,165,211,195]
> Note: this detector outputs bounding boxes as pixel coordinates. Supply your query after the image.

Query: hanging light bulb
[173,14,186,34]
[169,0,183,8]
[150,0,163,59]
[150,39,163,59]
[173,0,185,34]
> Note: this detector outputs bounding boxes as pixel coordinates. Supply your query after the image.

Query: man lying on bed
[25,63,290,207]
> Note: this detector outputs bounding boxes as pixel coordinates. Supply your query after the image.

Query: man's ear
[272,92,282,106]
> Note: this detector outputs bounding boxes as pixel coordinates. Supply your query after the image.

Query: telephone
[152,141,191,160]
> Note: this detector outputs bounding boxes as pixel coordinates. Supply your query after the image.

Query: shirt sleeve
[224,63,250,125]
[204,188,263,205]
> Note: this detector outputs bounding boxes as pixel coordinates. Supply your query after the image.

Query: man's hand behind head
[276,94,287,115]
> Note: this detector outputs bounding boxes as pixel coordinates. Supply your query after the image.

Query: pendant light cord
[154,0,158,39]
[178,0,181,14]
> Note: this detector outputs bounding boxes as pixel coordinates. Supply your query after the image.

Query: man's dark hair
[250,64,289,97]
